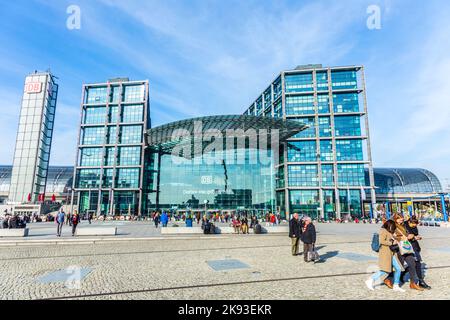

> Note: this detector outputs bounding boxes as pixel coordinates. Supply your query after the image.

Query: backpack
[371,233,380,252]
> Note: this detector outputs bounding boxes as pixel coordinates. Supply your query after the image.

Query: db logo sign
[25,82,42,94]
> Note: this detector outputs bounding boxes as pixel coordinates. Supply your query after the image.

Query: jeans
[372,255,402,285]
[56,222,63,236]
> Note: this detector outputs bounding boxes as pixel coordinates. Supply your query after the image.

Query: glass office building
[71,78,150,216]
[8,71,58,203]
[244,65,376,219]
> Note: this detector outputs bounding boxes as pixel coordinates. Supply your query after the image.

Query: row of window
[285,71,358,93]
[79,146,142,167]
[83,104,144,125]
[285,93,360,115]
[290,116,362,138]
[287,164,365,187]
[76,168,140,189]
[85,85,145,104]
[81,125,143,145]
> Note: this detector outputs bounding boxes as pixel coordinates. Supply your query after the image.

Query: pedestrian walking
[289,213,301,256]
[55,209,65,237]
[241,215,249,234]
[154,212,160,228]
[365,220,405,292]
[405,216,431,289]
[88,212,93,224]
[392,214,424,291]
[300,217,316,262]
[161,211,168,227]
[71,211,80,236]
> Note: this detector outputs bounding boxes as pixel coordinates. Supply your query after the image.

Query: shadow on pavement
[315,250,339,263]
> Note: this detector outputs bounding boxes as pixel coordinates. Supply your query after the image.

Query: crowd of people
[366,214,431,292]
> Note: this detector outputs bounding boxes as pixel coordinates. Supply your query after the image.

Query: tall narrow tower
[8,71,59,203]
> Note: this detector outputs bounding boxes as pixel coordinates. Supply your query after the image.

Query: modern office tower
[243,64,376,220]
[71,78,150,216]
[8,71,58,203]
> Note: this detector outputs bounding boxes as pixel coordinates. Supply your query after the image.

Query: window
[273,101,282,118]
[109,106,119,123]
[334,116,361,137]
[331,71,357,90]
[116,168,140,188]
[285,95,315,115]
[123,85,144,103]
[333,93,360,113]
[84,106,106,124]
[287,141,317,162]
[317,94,330,113]
[107,126,117,144]
[105,147,116,166]
[76,169,101,188]
[110,86,121,103]
[102,169,114,187]
[255,97,263,116]
[336,140,363,161]
[264,88,272,109]
[285,73,313,92]
[118,146,141,165]
[273,78,282,100]
[337,164,365,186]
[122,104,144,123]
[321,164,334,186]
[86,87,107,104]
[316,71,328,91]
[119,125,142,144]
[318,117,332,137]
[289,190,320,219]
[320,140,333,161]
[80,148,103,167]
[288,165,318,187]
[82,127,105,145]
[291,117,315,138]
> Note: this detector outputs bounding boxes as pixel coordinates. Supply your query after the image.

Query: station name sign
[24,82,43,94]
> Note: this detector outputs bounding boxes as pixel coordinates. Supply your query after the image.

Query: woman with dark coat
[404,216,431,289]
[300,217,316,262]
[392,213,424,291]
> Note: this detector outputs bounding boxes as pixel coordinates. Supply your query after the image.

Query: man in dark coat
[300,216,316,262]
[289,213,301,256]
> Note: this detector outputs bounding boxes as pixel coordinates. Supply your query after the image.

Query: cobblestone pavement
[0,224,449,300]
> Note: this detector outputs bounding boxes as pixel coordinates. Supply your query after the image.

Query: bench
[160,226,289,234]
[75,227,117,236]
[0,228,29,237]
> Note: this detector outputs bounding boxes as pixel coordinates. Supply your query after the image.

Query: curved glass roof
[146,115,308,148]
[366,168,443,195]
[0,165,73,194]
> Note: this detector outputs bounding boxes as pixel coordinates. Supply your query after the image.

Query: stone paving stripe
[41,264,450,300]
[207,259,250,271]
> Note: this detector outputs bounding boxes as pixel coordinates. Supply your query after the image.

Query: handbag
[396,229,415,256]
[307,245,320,262]
[399,240,415,255]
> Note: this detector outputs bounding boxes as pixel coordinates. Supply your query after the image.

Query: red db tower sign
[24,82,42,94]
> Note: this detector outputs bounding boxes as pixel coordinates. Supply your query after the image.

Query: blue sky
[0,0,449,185]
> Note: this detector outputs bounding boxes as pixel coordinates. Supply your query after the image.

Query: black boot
[419,279,431,290]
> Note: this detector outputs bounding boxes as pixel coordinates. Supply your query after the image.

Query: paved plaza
[0,223,449,300]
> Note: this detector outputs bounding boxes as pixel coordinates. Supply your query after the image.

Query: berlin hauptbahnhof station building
[1,65,448,221]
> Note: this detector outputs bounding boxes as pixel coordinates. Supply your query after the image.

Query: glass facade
[74,79,149,216]
[243,65,375,219]
[148,149,276,215]
[9,72,58,203]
